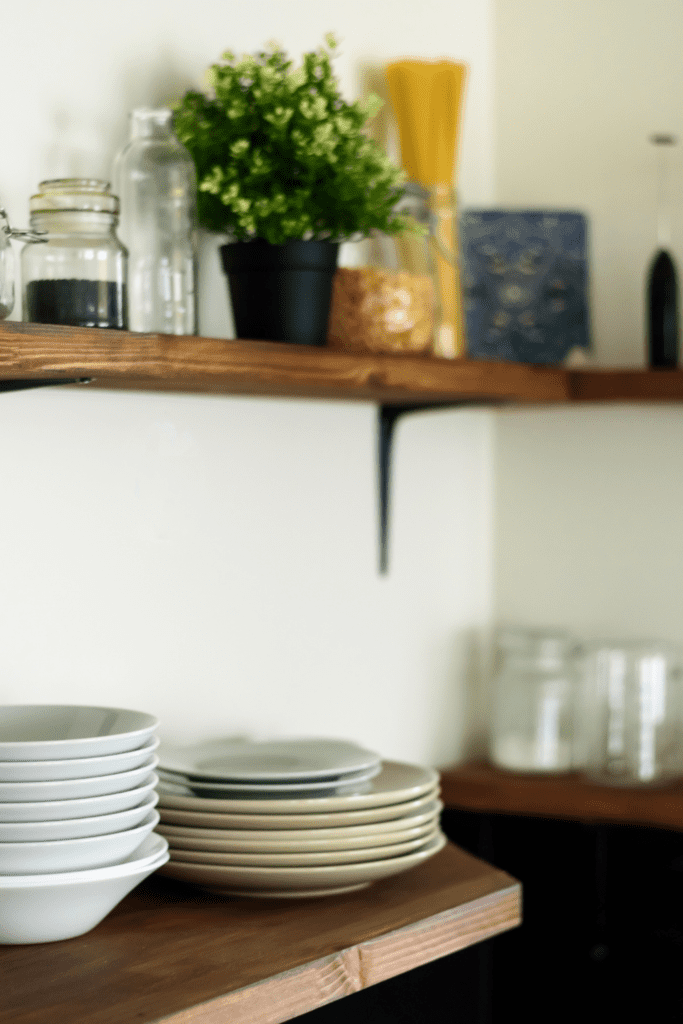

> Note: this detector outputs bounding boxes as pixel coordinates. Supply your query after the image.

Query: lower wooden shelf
[440,761,683,831]
[0,841,519,1024]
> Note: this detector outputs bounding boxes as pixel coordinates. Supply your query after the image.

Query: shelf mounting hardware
[0,377,91,393]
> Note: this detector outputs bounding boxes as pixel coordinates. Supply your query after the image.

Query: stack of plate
[156,738,446,897]
[0,705,170,943]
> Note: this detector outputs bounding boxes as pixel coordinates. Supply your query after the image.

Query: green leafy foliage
[172,36,409,244]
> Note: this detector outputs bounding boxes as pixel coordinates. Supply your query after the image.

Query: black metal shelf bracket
[0,378,91,393]
[377,403,440,575]
[377,400,476,574]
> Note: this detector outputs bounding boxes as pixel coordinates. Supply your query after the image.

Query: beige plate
[156,790,440,831]
[156,761,439,815]
[165,827,440,867]
[207,884,368,899]
[156,814,440,854]
[158,830,447,893]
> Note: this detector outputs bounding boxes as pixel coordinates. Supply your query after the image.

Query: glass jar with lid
[0,207,15,320]
[489,626,581,773]
[0,203,42,320]
[21,179,127,329]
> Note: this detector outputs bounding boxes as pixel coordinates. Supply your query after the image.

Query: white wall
[0,0,496,766]
[495,0,683,369]
[494,2,683,653]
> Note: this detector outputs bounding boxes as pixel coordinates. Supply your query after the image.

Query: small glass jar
[489,626,580,773]
[21,179,127,329]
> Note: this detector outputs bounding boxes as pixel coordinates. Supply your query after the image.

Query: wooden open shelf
[440,761,683,832]
[1,841,519,1024]
[3,320,683,405]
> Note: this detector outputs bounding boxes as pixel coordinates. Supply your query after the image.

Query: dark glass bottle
[647,135,679,367]
[648,249,679,367]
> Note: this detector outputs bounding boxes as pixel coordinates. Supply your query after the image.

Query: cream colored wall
[0,0,496,766]
[494,1,683,651]
[495,0,683,368]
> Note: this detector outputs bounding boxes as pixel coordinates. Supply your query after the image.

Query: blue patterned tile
[460,210,590,364]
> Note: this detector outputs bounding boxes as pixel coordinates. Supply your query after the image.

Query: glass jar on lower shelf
[489,626,581,773]
[578,640,683,786]
[21,179,127,329]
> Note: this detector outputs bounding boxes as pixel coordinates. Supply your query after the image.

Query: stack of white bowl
[0,705,169,944]
[155,737,446,898]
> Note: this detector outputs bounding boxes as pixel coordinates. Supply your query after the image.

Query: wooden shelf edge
[163,884,520,1024]
[1,842,520,1024]
[3,320,682,406]
[0,321,569,403]
[440,761,683,832]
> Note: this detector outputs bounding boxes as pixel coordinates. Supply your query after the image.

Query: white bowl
[0,833,169,944]
[0,757,158,802]
[0,705,158,761]
[0,774,159,822]
[0,736,160,782]
[0,809,160,874]
[0,792,159,842]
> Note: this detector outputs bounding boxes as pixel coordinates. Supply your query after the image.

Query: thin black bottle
[647,134,679,367]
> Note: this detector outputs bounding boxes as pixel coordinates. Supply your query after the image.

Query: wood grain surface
[0,842,519,1024]
[440,761,683,831]
[3,321,683,407]
[0,321,568,403]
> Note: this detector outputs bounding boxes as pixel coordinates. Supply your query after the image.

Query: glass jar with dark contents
[21,179,127,329]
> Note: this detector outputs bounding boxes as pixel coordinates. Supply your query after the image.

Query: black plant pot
[219,239,340,346]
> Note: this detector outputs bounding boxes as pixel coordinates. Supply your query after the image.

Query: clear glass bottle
[113,108,198,335]
[21,179,127,329]
[489,626,580,773]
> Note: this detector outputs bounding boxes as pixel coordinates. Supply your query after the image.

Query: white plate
[0,706,158,761]
[156,814,440,853]
[156,764,379,797]
[156,761,439,814]
[0,834,169,944]
[158,737,381,782]
[166,828,440,867]
[0,810,160,874]
[157,791,440,830]
[0,758,158,802]
[159,830,447,894]
[0,792,159,842]
[0,774,159,822]
[0,737,159,782]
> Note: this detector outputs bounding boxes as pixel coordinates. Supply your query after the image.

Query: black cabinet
[442,809,683,1023]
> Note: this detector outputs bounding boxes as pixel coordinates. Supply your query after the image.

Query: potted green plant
[172,34,409,345]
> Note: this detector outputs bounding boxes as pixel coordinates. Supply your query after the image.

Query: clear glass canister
[113,108,198,334]
[0,204,40,320]
[21,179,127,329]
[489,627,580,773]
[0,207,15,319]
[578,640,683,786]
